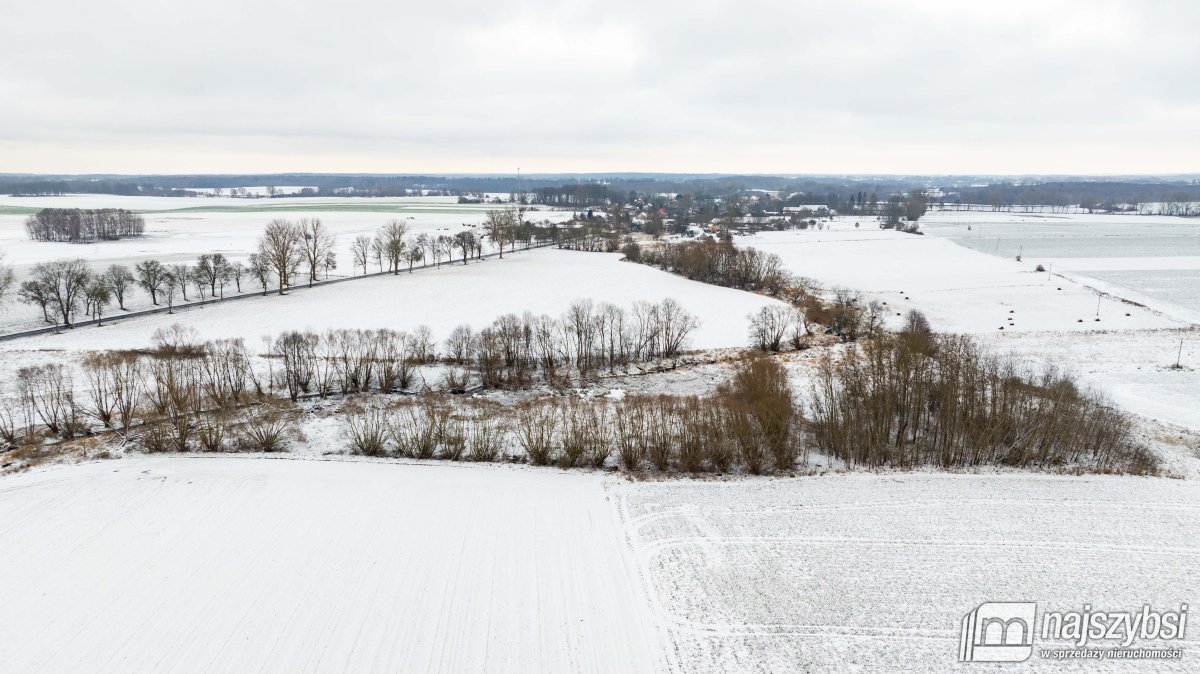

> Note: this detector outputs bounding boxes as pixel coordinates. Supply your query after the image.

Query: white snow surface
[0,457,664,673]
[0,248,785,382]
[2,456,1197,673]
[739,222,1200,430]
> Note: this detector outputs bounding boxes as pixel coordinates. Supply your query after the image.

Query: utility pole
[1177,339,1184,369]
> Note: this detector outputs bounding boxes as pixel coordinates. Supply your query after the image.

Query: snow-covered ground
[0,457,665,673]
[2,456,1196,673]
[0,247,786,383]
[741,217,1200,430]
[0,194,574,332]
[614,471,1200,672]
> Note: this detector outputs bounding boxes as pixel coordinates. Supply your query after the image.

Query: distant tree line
[948,181,1200,214]
[25,208,145,242]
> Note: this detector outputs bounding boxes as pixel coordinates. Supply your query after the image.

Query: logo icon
[960,602,1037,662]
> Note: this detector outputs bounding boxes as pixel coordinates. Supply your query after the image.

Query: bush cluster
[809,328,1155,473]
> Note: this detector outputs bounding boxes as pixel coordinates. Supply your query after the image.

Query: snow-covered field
[3,456,1196,673]
[0,457,665,673]
[921,210,1200,259]
[0,246,786,382]
[615,471,1200,672]
[921,211,1200,318]
[741,216,1200,430]
[0,195,574,332]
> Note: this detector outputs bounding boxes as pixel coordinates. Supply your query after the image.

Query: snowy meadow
[1,195,1198,673]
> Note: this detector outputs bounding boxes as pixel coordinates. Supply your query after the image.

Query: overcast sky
[1,0,1197,175]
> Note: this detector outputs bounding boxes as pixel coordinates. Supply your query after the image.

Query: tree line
[12,212,564,330]
[25,208,145,242]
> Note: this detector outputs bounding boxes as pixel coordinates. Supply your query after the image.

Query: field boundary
[0,237,576,342]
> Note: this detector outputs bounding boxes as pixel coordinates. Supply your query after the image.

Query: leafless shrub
[585,404,612,468]
[558,401,589,468]
[810,333,1155,473]
[200,339,255,407]
[139,420,173,453]
[725,401,767,474]
[516,400,558,466]
[392,400,440,459]
[0,401,23,446]
[346,406,391,456]
[676,397,708,472]
[151,323,204,356]
[373,329,413,393]
[440,414,467,461]
[442,366,470,393]
[17,363,83,439]
[703,401,734,473]
[196,412,232,452]
[614,397,650,470]
[467,409,507,462]
[145,354,202,451]
[236,405,293,452]
[646,396,676,470]
[274,330,319,401]
[719,356,797,471]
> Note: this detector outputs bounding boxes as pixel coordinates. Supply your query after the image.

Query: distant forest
[2,173,1198,214]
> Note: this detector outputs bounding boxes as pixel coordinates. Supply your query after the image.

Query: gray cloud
[1,0,1197,173]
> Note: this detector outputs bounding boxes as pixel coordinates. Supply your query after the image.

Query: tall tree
[299,218,336,286]
[257,219,303,293]
[351,235,371,275]
[452,231,475,265]
[379,220,408,275]
[84,278,112,326]
[103,264,135,310]
[484,210,515,258]
[135,259,167,305]
[31,258,91,326]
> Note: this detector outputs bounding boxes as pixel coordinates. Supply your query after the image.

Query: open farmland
[0,194,574,331]
[0,246,787,382]
[739,218,1200,431]
[2,456,1197,673]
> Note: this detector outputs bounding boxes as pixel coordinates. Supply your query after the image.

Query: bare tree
[299,218,336,286]
[379,220,408,275]
[748,305,791,352]
[135,259,167,305]
[351,235,371,275]
[30,258,91,326]
[170,263,191,301]
[247,253,271,295]
[194,253,231,298]
[19,280,53,322]
[229,261,245,292]
[0,252,14,306]
[84,278,112,326]
[162,271,181,313]
[406,247,423,273]
[452,230,475,265]
[257,219,303,293]
[484,210,515,259]
[104,264,135,310]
